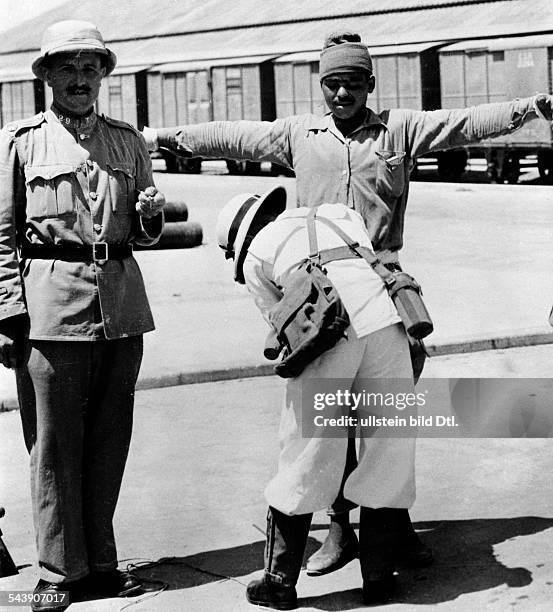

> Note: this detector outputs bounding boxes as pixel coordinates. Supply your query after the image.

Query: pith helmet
[216,186,287,284]
[32,20,117,80]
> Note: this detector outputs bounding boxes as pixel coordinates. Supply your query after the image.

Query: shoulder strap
[306,207,320,259]
[313,214,396,286]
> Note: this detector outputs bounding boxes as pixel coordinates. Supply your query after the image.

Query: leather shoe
[306,523,358,576]
[31,580,72,612]
[87,569,142,597]
[246,574,297,610]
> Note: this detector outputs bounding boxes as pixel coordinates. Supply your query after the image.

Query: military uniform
[0,107,162,583]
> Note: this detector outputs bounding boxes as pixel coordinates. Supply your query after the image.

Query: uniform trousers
[15,336,143,584]
[264,323,416,516]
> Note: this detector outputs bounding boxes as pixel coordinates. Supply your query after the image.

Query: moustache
[67,86,91,95]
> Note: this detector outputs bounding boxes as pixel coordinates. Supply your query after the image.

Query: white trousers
[265,323,416,515]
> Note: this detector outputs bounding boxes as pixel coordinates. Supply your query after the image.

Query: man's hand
[534,94,553,122]
[0,315,27,369]
[136,186,166,219]
[141,126,159,152]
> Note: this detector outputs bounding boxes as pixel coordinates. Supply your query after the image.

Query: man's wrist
[142,126,159,151]
[533,94,552,121]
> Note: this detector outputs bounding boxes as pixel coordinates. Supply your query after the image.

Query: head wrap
[319,32,373,82]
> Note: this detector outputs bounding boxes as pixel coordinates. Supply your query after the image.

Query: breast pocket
[107,163,136,214]
[24,164,77,218]
[375,150,406,199]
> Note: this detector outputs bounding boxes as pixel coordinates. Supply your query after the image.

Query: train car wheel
[271,163,295,177]
[437,150,467,181]
[164,155,177,173]
[245,161,261,175]
[537,150,553,183]
[501,154,520,184]
[226,160,247,175]
[176,157,202,174]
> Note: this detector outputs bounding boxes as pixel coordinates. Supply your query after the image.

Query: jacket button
[93,224,102,233]
[89,192,98,200]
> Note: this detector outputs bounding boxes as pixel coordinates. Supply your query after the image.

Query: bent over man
[0,20,165,611]
[143,30,553,579]
[217,194,418,607]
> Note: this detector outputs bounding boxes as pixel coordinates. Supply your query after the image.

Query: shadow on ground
[133,516,553,608]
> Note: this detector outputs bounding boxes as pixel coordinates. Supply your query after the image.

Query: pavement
[1,175,553,408]
[1,345,553,611]
[0,175,553,610]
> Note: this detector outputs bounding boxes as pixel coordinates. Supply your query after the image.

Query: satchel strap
[310,214,396,287]
[306,207,320,259]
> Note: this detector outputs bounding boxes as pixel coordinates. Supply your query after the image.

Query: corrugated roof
[0,0,546,54]
[0,0,551,82]
[441,33,553,52]
[275,42,446,63]
[153,55,280,73]
[111,64,152,76]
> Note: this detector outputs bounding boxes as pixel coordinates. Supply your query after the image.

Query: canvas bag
[265,208,350,378]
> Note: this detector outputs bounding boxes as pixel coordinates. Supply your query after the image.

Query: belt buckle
[92,241,108,263]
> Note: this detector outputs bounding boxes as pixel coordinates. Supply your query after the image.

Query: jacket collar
[48,106,98,133]
[307,108,387,137]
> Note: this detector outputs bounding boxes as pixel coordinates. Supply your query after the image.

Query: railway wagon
[96,66,149,132]
[147,57,276,174]
[439,34,553,183]
[0,79,42,125]
[274,42,441,117]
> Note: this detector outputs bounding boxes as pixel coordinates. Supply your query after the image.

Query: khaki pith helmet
[32,20,117,80]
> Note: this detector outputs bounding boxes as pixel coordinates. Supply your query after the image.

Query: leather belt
[19,242,133,262]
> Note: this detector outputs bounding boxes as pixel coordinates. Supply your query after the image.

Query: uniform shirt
[157,97,538,252]
[244,204,401,339]
[0,108,162,340]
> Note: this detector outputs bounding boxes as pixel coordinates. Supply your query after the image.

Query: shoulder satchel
[264,209,434,378]
[264,208,350,378]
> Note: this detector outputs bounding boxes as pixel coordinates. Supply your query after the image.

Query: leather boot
[358,507,398,605]
[246,507,312,610]
[306,512,358,576]
[395,509,433,568]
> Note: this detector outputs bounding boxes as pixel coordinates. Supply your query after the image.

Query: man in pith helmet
[0,19,165,611]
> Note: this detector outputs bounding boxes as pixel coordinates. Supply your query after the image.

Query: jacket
[157,97,538,252]
[0,108,163,340]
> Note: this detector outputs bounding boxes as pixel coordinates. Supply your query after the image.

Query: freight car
[1,34,552,183]
[146,56,276,174]
[438,34,553,183]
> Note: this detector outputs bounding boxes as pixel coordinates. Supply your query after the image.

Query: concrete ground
[1,345,553,612]
[2,174,553,405]
[0,174,552,611]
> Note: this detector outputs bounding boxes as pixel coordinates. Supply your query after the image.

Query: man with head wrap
[142,30,553,609]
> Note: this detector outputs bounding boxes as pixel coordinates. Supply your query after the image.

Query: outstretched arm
[405,95,552,158]
[144,119,294,169]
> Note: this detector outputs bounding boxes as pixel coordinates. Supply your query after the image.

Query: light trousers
[265,324,416,515]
